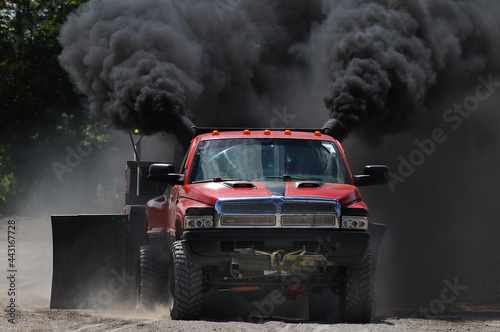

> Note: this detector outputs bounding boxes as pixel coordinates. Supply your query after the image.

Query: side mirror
[353,165,389,187]
[148,164,184,185]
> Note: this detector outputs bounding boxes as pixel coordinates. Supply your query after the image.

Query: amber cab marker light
[284,130,291,136]
[264,129,271,135]
[243,129,251,135]
[314,131,321,137]
[212,130,219,136]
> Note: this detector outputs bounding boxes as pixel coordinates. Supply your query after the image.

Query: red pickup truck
[139,128,388,322]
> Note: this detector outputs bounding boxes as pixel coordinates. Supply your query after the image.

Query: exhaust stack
[175,116,196,151]
[321,118,344,141]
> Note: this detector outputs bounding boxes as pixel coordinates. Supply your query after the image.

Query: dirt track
[5,305,500,331]
[2,217,500,331]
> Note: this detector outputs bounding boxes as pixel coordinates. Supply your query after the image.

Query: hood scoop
[295,181,324,189]
[224,181,256,189]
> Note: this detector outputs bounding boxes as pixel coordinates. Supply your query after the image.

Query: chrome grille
[221,202,276,213]
[220,215,276,226]
[281,202,336,213]
[215,197,340,228]
[281,214,337,227]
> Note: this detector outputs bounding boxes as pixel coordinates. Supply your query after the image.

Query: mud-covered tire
[167,241,203,320]
[137,245,157,309]
[340,249,373,323]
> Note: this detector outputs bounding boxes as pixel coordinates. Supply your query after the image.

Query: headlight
[341,215,368,230]
[184,215,214,229]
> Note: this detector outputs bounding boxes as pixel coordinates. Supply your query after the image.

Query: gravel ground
[4,306,500,331]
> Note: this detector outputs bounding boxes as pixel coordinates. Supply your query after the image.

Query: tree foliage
[0,0,102,216]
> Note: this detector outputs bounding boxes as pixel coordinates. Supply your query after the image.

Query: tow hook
[230,247,334,278]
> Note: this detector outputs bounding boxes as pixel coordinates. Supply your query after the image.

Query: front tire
[340,249,373,323]
[167,241,203,320]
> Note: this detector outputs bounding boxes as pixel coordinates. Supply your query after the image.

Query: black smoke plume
[309,0,500,140]
[60,0,500,138]
[59,0,324,134]
[60,0,500,139]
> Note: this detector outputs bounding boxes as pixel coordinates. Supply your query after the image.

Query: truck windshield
[189,138,351,184]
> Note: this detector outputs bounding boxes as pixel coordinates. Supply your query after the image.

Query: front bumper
[181,228,370,267]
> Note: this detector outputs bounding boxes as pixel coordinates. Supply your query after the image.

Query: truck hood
[180,181,361,206]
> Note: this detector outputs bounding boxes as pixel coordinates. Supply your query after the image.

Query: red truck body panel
[146,129,367,238]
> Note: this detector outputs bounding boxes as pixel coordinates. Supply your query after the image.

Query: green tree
[0,0,95,216]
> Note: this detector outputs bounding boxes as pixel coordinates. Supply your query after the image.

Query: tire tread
[137,245,156,309]
[341,249,373,323]
[169,241,203,320]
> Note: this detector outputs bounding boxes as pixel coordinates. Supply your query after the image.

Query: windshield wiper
[264,174,310,181]
[193,177,251,183]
